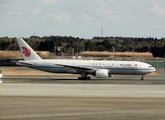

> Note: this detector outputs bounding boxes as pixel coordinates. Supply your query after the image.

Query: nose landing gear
[141,74,145,80]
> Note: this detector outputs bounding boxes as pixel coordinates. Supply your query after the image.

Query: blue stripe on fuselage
[29,65,153,75]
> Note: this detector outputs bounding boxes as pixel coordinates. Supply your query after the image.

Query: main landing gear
[78,76,91,80]
[78,72,91,80]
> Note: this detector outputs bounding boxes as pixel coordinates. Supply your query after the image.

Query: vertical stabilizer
[17,38,42,61]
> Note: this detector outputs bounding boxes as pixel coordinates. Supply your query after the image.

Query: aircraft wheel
[78,76,90,80]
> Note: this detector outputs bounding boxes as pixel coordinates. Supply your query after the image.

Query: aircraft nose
[152,67,156,72]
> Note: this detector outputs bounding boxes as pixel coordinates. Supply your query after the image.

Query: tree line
[0,36,165,57]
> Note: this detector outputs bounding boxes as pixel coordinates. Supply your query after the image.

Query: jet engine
[93,69,111,78]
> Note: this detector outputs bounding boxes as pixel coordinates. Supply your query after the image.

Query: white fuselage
[19,59,156,75]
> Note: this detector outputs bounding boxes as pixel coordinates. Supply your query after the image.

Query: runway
[1,83,165,120]
[1,83,165,98]
[3,76,165,85]
[0,67,165,119]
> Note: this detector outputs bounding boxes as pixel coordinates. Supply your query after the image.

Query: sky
[1,0,165,39]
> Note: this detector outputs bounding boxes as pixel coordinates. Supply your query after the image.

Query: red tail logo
[21,47,31,57]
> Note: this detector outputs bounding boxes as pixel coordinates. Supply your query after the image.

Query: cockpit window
[149,66,152,68]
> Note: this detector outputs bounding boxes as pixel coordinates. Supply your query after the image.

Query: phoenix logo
[21,47,31,57]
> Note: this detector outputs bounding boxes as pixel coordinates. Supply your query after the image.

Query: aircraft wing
[55,63,97,72]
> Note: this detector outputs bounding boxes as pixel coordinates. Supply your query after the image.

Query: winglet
[17,38,42,61]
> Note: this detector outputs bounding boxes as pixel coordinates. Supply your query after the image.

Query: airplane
[16,38,156,80]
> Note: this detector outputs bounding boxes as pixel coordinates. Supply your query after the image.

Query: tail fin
[17,38,42,61]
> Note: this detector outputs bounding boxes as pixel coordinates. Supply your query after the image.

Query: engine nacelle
[93,69,110,78]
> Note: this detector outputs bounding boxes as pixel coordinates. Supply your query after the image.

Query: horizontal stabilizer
[16,61,34,66]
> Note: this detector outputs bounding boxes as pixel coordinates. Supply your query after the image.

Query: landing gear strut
[141,74,145,80]
[78,72,91,80]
